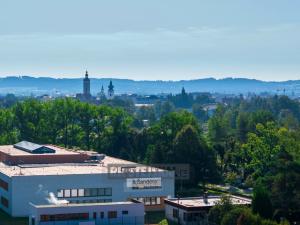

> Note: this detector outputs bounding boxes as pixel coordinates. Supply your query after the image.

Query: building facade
[0,141,175,217]
[29,201,144,225]
[164,195,251,225]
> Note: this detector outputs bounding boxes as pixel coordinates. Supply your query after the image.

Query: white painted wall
[10,171,174,217]
[29,202,144,225]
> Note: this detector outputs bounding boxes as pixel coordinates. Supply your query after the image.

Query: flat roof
[0,155,165,177]
[0,145,79,156]
[165,195,251,208]
[31,201,137,209]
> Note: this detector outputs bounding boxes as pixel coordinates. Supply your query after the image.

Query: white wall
[11,171,174,217]
[29,202,144,225]
[0,172,12,215]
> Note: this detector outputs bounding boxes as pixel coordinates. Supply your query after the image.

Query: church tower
[83,70,91,98]
[107,80,114,99]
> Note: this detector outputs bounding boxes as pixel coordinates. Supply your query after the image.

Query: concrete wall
[11,171,174,217]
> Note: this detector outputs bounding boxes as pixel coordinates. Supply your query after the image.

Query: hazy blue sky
[0,0,299,81]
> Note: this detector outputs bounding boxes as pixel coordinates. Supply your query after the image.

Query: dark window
[0,179,8,191]
[173,209,178,218]
[100,212,104,219]
[84,188,91,197]
[1,196,8,208]
[40,213,89,222]
[108,211,117,219]
[104,188,112,196]
[122,210,128,215]
[93,212,97,219]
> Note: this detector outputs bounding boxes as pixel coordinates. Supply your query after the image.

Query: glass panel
[78,189,84,197]
[71,189,78,197]
[84,188,91,197]
[57,189,63,198]
[64,189,70,198]
[90,188,98,197]
[145,197,151,205]
[98,188,105,196]
[105,188,112,196]
[108,211,117,219]
[157,197,161,205]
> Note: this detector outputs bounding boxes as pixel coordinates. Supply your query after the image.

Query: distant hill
[0,76,299,96]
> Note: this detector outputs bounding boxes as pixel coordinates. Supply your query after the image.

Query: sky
[0,0,299,81]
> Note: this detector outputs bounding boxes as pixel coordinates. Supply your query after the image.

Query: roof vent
[13,141,56,154]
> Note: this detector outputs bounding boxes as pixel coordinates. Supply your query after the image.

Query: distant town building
[97,85,106,101]
[107,80,114,100]
[76,71,92,101]
[83,70,91,98]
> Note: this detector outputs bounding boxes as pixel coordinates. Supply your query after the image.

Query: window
[93,212,97,219]
[78,189,84,197]
[0,179,8,191]
[145,197,151,205]
[71,189,78,197]
[56,188,112,198]
[98,188,105,196]
[57,189,63,198]
[151,197,156,205]
[40,213,89,222]
[122,210,128,215]
[157,197,161,205]
[64,189,70,198]
[108,211,117,219]
[173,209,178,218]
[100,212,104,219]
[90,188,98,197]
[104,188,112,196]
[84,189,91,197]
[1,197,9,208]
[133,197,162,206]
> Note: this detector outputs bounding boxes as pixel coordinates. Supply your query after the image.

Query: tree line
[0,94,299,223]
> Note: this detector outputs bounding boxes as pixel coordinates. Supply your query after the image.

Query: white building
[29,200,144,225]
[164,195,251,225]
[0,141,175,217]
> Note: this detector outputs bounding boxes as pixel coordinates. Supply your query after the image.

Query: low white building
[0,141,175,217]
[29,200,144,225]
[164,195,251,225]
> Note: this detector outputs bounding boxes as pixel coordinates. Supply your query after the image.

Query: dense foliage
[0,93,299,223]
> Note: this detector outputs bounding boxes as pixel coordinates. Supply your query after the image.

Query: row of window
[1,196,8,208]
[0,179,8,191]
[68,199,112,204]
[92,210,129,220]
[40,210,128,222]
[57,188,112,198]
[40,213,89,222]
[133,197,161,206]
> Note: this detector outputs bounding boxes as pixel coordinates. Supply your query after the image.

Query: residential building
[164,195,251,225]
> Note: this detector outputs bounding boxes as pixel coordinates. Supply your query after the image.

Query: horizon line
[0,75,299,83]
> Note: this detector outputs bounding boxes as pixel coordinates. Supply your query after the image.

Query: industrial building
[0,141,174,217]
[29,200,144,225]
